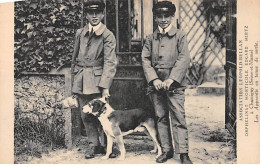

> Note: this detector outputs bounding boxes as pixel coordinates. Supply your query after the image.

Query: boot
[85,146,95,159]
[156,151,174,163]
[94,145,117,158]
[180,153,193,164]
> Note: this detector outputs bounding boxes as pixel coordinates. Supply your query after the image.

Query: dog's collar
[96,103,106,117]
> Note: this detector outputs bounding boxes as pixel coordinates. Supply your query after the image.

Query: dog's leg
[143,129,158,153]
[143,121,162,158]
[101,134,114,160]
[116,135,126,161]
[121,126,146,136]
[121,130,134,136]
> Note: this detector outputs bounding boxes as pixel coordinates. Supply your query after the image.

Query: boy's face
[155,13,173,29]
[86,10,104,26]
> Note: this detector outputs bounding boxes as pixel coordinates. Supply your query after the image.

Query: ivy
[200,0,227,48]
[15,0,83,77]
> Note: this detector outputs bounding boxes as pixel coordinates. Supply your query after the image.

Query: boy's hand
[162,79,174,90]
[153,79,163,91]
[102,88,110,99]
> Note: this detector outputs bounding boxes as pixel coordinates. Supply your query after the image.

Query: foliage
[200,0,227,48]
[14,0,82,77]
[14,75,65,163]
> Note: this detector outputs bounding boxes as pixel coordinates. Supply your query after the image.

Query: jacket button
[161,45,164,47]
[159,56,163,58]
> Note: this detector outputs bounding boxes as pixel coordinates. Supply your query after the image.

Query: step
[197,82,225,95]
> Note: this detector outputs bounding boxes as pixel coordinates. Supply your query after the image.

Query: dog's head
[83,98,107,117]
[59,95,79,109]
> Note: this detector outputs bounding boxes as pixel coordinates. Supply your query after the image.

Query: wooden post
[64,71,73,149]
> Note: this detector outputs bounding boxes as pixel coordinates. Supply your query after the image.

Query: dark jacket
[141,26,190,86]
[72,23,117,94]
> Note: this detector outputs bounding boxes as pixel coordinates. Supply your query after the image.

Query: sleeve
[141,34,158,84]
[98,31,118,89]
[168,31,190,84]
[71,28,82,71]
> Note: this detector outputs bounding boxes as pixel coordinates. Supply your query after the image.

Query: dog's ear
[92,100,106,115]
[99,97,107,103]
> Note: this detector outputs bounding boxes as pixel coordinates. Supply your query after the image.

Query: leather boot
[156,151,174,163]
[94,145,117,158]
[180,153,193,164]
[85,146,95,159]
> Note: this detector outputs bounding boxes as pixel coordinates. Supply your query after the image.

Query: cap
[152,1,176,16]
[84,0,105,12]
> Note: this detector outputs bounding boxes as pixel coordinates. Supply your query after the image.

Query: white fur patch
[99,97,107,103]
[82,104,93,114]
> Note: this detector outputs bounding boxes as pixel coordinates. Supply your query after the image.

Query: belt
[73,58,103,68]
[152,61,175,69]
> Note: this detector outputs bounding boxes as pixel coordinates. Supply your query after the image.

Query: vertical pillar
[64,69,82,148]
[64,71,73,149]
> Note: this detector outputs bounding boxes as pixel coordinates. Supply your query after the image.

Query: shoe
[94,146,117,158]
[180,153,193,164]
[85,146,95,159]
[156,151,173,163]
[109,153,117,158]
[85,152,95,159]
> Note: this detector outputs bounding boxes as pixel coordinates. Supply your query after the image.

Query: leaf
[50,15,56,20]
[56,37,62,41]
[47,38,54,43]
[21,29,26,34]
[41,14,47,19]
[25,23,33,30]
[18,17,26,22]
[69,0,79,6]
[47,51,54,56]
[29,3,38,9]
[29,59,36,65]
[45,27,55,33]
[59,4,67,12]
[27,32,33,38]
[16,28,21,34]
[56,45,63,50]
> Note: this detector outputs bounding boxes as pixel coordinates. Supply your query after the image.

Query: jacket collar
[153,25,177,39]
[83,23,106,36]
[89,22,102,32]
[158,24,172,34]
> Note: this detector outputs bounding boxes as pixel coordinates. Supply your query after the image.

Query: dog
[83,98,162,160]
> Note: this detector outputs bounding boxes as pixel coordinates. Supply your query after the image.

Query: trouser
[77,93,106,149]
[149,88,189,154]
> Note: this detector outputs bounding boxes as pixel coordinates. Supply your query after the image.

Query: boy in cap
[71,0,117,159]
[141,1,192,164]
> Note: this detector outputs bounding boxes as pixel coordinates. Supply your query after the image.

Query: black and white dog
[83,98,162,160]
